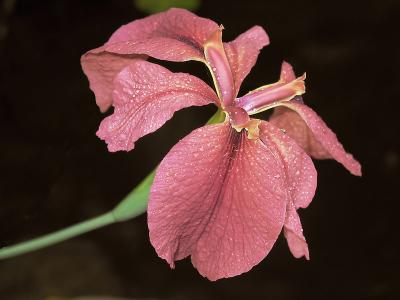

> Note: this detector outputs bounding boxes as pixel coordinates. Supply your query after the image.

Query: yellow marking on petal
[232,119,261,140]
[242,73,306,115]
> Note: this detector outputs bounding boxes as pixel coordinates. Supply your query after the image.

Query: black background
[0,0,399,299]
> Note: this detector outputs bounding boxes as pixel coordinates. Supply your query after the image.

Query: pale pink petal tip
[96,60,216,152]
[280,61,296,82]
[284,229,310,260]
[148,123,287,280]
[284,202,310,260]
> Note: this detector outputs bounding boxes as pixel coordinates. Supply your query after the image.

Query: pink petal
[280,60,297,82]
[283,201,310,260]
[97,60,217,152]
[224,26,269,95]
[270,102,362,176]
[104,8,219,62]
[224,106,250,127]
[270,107,329,158]
[148,123,287,281]
[81,46,145,112]
[259,121,314,259]
[259,121,317,209]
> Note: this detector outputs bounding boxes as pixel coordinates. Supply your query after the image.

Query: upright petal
[81,47,145,112]
[104,8,219,62]
[97,60,217,152]
[270,102,362,176]
[224,26,269,95]
[148,123,287,281]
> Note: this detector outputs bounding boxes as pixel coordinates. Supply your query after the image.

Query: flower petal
[270,102,362,176]
[259,121,314,259]
[236,61,305,114]
[259,121,317,209]
[104,8,219,62]
[81,47,145,112]
[148,123,287,280]
[224,26,269,95]
[204,27,236,107]
[97,60,217,152]
[283,201,310,260]
[270,107,329,158]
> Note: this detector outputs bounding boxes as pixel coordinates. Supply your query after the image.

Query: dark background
[0,0,398,299]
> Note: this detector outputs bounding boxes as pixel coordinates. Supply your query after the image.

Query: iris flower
[82,8,361,280]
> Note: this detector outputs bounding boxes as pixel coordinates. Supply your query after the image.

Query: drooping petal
[236,61,306,114]
[81,47,145,112]
[283,201,310,259]
[270,102,362,176]
[259,121,314,258]
[97,60,217,152]
[270,107,330,158]
[259,121,317,209]
[224,26,269,95]
[148,123,287,281]
[104,8,219,62]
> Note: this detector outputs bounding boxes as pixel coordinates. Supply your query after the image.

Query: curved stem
[0,168,155,260]
[0,212,115,259]
[112,169,156,222]
[0,109,226,260]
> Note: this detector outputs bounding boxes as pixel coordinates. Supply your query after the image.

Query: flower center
[224,106,260,140]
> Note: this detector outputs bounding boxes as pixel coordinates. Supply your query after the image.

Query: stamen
[204,27,235,107]
[236,73,305,114]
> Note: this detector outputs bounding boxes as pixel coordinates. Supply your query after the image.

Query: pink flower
[81,8,361,280]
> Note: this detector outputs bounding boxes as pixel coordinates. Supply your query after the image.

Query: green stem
[112,169,156,222]
[205,108,225,125]
[0,170,155,260]
[0,109,226,260]
[0,212,115,259]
